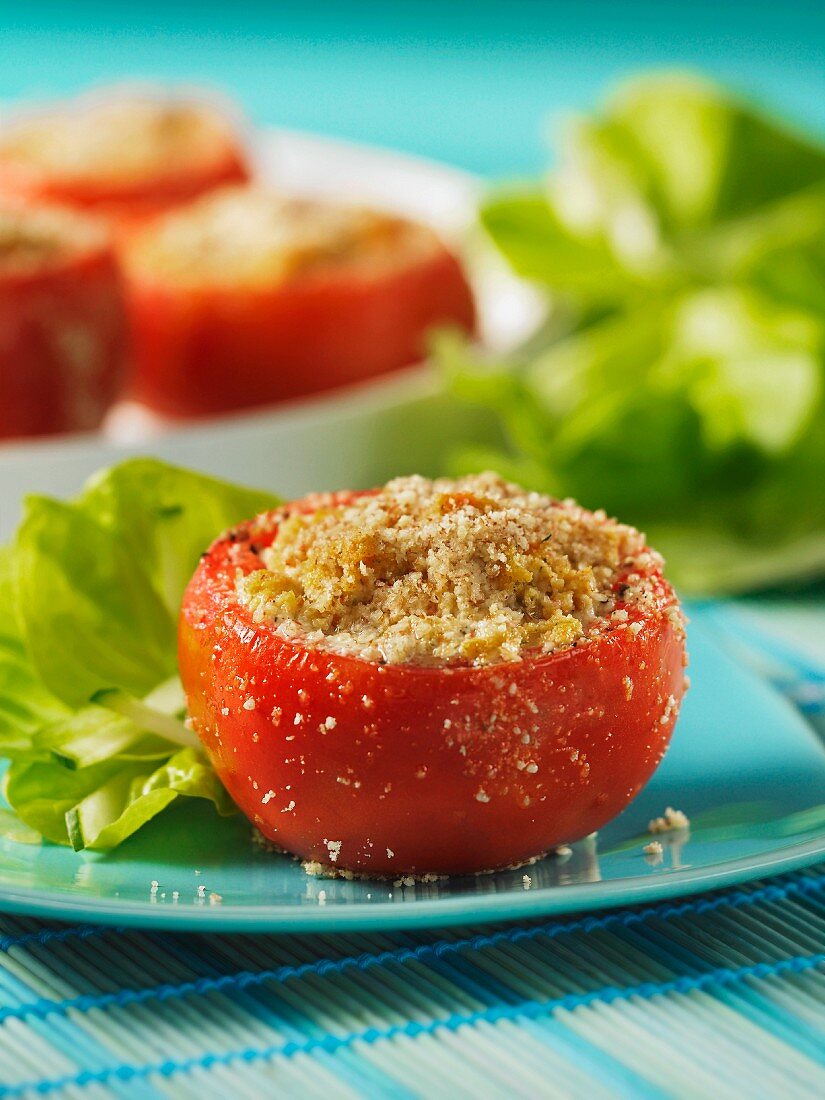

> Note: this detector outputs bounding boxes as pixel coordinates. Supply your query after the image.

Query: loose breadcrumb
[643,840,664,856]
[238,473,661,667]
[648,807,690,833]
[302,855,446,884]
[254,828,559,882]
[324,838,342,863]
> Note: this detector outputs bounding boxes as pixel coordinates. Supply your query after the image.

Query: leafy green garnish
[15,496,176,708]
[0,458,279,851]
[445,74,825,593]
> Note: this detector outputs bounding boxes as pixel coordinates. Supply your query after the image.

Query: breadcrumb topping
[238,473,661,667]
[0,98,237,185]
[0,203,105,273]
[128,186,442,288]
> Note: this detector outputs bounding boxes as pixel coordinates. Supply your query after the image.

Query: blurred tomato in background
[0,201,126,439]
[122,187,476,417]
[0,92,250,225]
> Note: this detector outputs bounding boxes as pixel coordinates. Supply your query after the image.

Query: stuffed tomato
[179,474,687,877]
[123,187,476,417]
[0,92,249,224]
[0,202,127,439]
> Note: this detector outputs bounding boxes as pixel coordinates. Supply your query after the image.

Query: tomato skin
[0,233,127,440]
[125,245,476,417]
[180,498,687,876]
[0,148,249,227]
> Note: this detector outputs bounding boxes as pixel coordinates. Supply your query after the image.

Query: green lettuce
[0,458,279,850]
[445,74,825,593]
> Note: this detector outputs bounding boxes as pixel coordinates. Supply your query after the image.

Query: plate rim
[0,835,821,933]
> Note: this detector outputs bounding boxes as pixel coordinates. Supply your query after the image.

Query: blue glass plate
[0,613,822,931]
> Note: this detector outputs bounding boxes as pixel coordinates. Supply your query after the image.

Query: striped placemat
[0,867,822,1097]
[0,598,823,1097]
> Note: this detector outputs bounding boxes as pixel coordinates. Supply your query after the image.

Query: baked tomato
[0,202,127,439]
[0,93,249,225]
[123,188,476,417]
[179,484,687,877]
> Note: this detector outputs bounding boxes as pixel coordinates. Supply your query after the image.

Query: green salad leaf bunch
[443,73,825,593]
[0,458,280,851]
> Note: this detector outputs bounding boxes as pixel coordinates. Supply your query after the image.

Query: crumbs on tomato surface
[236,472,666,667]
[0,98,237,184]
[0,203,106,274]
[127,186,443,288]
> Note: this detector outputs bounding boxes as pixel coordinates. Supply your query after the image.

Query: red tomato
[0,152,249,226]
[0,99,249,226]
[179,493,687,877]
[0,204,127,440]
[125,239,476,418]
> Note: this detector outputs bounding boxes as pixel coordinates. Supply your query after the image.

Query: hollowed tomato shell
[0,146,250,226]
[0,232,127,439]
[125,244,476,417]
[179,499,687,876]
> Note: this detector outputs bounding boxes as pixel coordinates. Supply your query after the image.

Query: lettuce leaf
[0,457,280,850]
[14,496,176,708]
[4,749,234,850]
[76,457,279,614]
[449,74,825,594]
[0,548,70,757]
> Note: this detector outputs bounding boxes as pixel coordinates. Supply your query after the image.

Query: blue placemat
[0,599,823,1097]
[0,867,822,1095]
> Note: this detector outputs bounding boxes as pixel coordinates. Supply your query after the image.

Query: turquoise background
[2,1,824,177]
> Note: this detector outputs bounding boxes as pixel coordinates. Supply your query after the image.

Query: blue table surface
[3,1,824,178]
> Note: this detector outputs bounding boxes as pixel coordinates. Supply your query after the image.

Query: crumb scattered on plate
[648,806,690,833]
